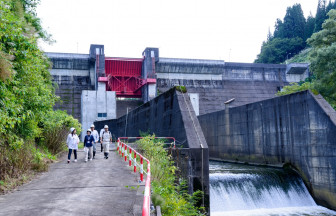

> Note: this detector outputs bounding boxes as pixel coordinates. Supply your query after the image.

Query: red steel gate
[105,57,144,98]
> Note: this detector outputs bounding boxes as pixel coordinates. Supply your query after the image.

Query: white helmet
[104,125,108,129]
[70,127,75,133]
[90,124,95,128]
[87,129,91,133]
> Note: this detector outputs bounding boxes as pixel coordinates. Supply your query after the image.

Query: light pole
[286,53,291,64]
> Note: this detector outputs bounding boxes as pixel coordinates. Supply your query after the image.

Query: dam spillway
[210,161,336,216]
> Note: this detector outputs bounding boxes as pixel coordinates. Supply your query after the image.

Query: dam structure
[199,90,336,211]
[46,44,309,130]
[46,44,336,213]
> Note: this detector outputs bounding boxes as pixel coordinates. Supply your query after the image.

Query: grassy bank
[135,135,205,216]
[0,143,55,193]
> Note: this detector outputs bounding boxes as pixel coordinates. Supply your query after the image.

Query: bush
[175,86,187,93]
[276,82,315,96]
[38,110,81,155]
[0,141,55,193]
[136,135,205,216]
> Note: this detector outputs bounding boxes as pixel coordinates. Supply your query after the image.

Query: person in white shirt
[90,124,99,159]
[100,125,112,159]
[66,127,79,163]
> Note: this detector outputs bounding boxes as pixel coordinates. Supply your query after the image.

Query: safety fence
[117,137,151,216]
[119,137,176,148]
[117,137,176,216]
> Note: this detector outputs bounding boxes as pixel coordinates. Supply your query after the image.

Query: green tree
[326,0,334,14]
[273,19,285,39]
[273,4,306,40]
[0,0,80,190]
[255,37,305,64]
[0,0,57,142]
[282,4,306,39]
[278,9,336,109]
[304,14,316,41]
[308,9,336,107]
[256,3,307,63]
[314,0,327,32]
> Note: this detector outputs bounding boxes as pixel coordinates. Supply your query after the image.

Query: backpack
[102,131,111,142]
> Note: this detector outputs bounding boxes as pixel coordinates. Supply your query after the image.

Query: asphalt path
[0,144,145,216]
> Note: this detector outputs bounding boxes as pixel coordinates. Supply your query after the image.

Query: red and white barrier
[129,148,132,166]
[142,161,151,216]
[133,151,137,173]
[117,138,152,216]
[124,144,127,162]
[140,156,144,182]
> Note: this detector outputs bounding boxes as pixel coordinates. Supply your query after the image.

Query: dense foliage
[286,48,311,63]
[255,37,305,64]
[136,135,205,216]
[0,0,80,192]
[308,9,336,108]
[278,9,336,109]
[255,1,336,64]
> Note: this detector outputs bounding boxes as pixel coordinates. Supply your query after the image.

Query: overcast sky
[37,0,318,63]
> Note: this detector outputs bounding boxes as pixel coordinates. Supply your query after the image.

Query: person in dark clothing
[84,129,94,162]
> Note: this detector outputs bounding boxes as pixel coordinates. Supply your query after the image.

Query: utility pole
[124,107,130,137]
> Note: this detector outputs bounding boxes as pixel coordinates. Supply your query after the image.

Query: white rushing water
[210,161,336,216]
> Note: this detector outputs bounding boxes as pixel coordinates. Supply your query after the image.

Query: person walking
[90,124,99,159]
[99,128,104,152]
[100,125,112,159]
[66,127,79,163]
[84,129,94,162]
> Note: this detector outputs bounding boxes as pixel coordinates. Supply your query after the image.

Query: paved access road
[0,145,145,216]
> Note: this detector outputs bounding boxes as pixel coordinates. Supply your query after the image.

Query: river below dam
[210,161,336,216]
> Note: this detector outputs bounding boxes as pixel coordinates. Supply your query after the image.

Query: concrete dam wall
[47,52,95,122]
[47,45,309,124]
[198,90,336,210]
[156,59,309,115]
[94,88,210,210]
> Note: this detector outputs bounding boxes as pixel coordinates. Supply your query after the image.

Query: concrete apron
[0,144,145,216]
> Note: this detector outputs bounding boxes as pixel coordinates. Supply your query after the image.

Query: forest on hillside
[255,0,336,64]
[260,0,336,110]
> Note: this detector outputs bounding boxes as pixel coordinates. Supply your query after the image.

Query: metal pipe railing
[118,137,176,148]
[117,138,151,216]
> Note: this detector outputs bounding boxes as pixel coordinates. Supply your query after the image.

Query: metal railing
[118,137,176,148]
[117,138,151,216]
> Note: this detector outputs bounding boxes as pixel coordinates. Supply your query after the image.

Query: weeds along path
[0,145,145,216]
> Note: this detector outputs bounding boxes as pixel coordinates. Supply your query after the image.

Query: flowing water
[210,161,336,216]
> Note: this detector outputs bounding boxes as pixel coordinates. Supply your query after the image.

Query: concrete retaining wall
[198,90,336,210]
[95,88,209,211]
